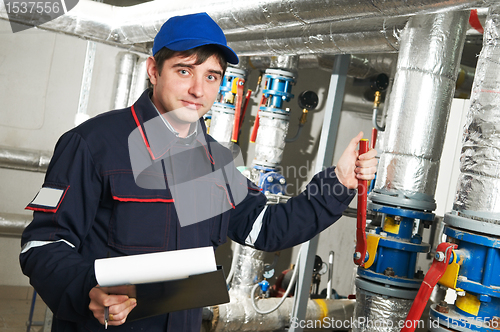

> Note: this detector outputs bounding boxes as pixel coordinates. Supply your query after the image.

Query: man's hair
[154,45,228,76]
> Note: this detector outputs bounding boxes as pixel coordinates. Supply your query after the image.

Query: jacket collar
[130,89,213,163]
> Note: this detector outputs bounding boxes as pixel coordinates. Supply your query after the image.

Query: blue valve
[259,280,270,292]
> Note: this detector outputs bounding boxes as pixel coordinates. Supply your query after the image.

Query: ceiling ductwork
[0,0,494,55]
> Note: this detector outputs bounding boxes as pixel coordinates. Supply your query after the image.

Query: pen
[104,306,109,329]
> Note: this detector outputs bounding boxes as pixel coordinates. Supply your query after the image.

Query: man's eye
[207,74,218,81]
[179,69,189,75]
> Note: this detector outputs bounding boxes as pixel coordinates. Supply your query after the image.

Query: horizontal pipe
[0,0,494,56]
[0,213,31,237]
[0,146,51,173]
[210,298,355,331]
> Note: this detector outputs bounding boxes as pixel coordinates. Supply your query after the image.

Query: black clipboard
[127,266,229,321]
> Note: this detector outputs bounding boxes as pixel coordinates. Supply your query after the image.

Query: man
[20,12,377,331]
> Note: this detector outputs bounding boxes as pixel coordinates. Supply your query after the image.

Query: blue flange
[368,202,435,221]
[357,268,422,289]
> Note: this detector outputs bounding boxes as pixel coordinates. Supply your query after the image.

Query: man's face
[147,53,223,129]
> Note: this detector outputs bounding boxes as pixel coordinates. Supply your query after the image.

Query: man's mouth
[182,101,202,110]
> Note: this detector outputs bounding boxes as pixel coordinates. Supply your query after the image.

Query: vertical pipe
[453,4,500,223]
[127,56,149,106]
[372,11,469,211]
[75,41,97,126]
[113,52,138,110]
[357,11,469,331]
[289,54,350,332]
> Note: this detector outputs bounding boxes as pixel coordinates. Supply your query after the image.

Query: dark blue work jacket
[20,90,355,331]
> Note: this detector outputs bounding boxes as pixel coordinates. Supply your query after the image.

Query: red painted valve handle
[354,139,369,266]
[231,79,245,143]
[250,95,267,143]
[401,242,457,332]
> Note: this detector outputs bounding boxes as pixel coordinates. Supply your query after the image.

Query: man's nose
[188,76,204,98]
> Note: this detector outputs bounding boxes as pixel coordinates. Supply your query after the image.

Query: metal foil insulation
[353,289,414,332]
[0,146,51,173]
[230,244,265,297]
[210,106,235,144]
[226,16,405,56]
[127,57,149,107]
[453,4,500,223]
[0,1,491,55]
[374,11,468,201]
[269,55,299,72]
[213,298,355,332]
[253,113,290,168]
[113,52,138,110]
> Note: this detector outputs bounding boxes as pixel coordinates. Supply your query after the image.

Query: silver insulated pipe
[371,11,469,212]
[0,0,495,56]
[113,52,138,110]
[229,245,265,297]
[355,11,469,331]
[452,4,500,224]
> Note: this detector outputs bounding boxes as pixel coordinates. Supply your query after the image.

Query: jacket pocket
[107,173,174,253]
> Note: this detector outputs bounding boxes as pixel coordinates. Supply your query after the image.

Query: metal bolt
[383,267,395,277]
[354,252,362,260]
[435,301,449,314]
[279,178,286,184]
[267,176,274,182]
[435,252,445,262]
[394,216,402,223]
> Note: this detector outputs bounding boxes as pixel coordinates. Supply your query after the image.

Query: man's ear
[146,56,159,85]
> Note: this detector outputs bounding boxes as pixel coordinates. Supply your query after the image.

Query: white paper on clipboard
[94,247,217,287]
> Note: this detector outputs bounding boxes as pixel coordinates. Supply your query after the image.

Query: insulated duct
[127,56,149,107]
[354,289,414,332]
[209,298,355,332]
[372,11,469,211]
[453,5,500,223]
[0,146,51,172]
[229,245,265,297]
[113,52,139,110]
[0,0,494,56]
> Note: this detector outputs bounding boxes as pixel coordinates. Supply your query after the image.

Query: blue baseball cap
[153,12,239,65]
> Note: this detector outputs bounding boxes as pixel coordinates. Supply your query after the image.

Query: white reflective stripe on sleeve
[20,239,75,254]
[245,206,268,247]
